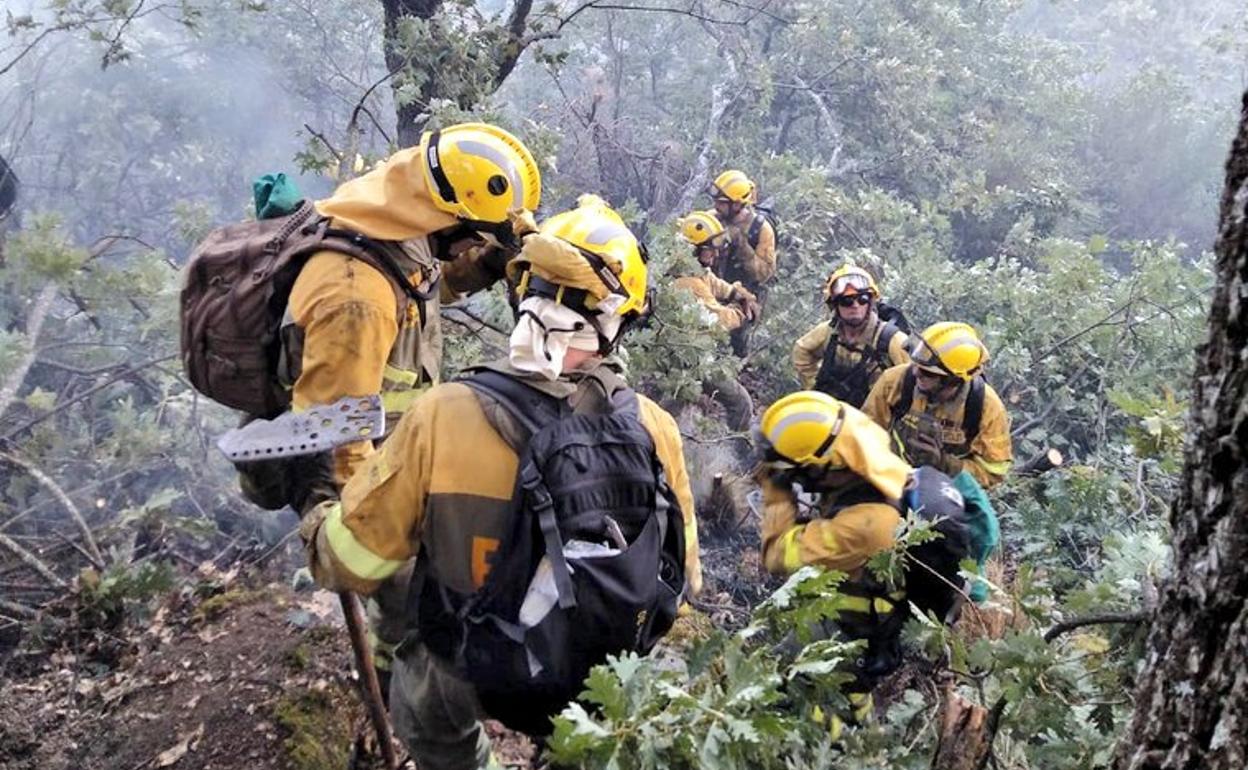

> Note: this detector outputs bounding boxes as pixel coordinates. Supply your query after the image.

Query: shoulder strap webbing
[320,225,439,304]
[747,213,765,249]
[819,480,896,519]
[891,367,917,428]
[875,321,899,360]
[460,370,566,450]
[963,377,986,442]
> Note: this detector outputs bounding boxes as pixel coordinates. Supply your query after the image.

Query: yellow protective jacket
[300,365,704,599]
[719,208,776,289]
[673,269,755,332]
[273,148,506,488]
[759,476,901,577]
[862,364,1014,488]
[792,315,911,394]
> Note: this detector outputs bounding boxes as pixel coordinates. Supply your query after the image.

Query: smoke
[0,2,392,255]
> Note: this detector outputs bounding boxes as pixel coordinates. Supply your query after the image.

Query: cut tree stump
[931,681,992,770]
[1016,448,1064,477]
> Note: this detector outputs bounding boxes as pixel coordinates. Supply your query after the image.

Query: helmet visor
[828,273,874,298]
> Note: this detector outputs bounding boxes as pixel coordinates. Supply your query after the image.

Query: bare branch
[0,282,59,422]
[0,450,104,567]
[1,352,178,442]
[0,531,66,588]
[0,597,38,619]
[441,304,512,337]
[1042,611,1147,643]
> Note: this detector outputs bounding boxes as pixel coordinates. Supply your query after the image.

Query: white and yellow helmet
[508,196,649,319]
[911,322,989,381]
[419,122,541,224]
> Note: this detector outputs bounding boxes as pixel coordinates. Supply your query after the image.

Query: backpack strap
[460,370,578,608]
[747,213,766,249]
[891,367,917,429]
[963,376,986,443]
[459,369,566,449]
[817,480,896,519]
[317,223,441,323]
[875,321,900,362]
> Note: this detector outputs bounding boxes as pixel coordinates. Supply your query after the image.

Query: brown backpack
[180,201,425,417]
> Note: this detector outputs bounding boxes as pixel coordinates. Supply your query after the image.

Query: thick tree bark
[381,0,444,148]
[380,0,537,148]
[1111,91,1248,769]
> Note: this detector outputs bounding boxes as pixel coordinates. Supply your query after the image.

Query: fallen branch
[52,530,106,571]
[0,597,37,619]
[0,450,104,566]
[1042,611,1147,643]
[0,531,66,588]
[1,351,177,441]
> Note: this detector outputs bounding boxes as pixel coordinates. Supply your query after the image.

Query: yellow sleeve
[299,390,436,595]
[793,322,833,389]
[966,385,1013,489]
[888,331,912,367]
[750,220,777,283]
[863,364,906,429]
[289,251,399,486]
[640,396,703,597]
[759,475,899,575]
[674,276,745,332]
[703,270,738,303]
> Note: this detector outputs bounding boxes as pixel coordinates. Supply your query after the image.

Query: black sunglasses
[833,294,872,308]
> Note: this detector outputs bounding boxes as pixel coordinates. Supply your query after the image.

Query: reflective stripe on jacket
[758,475,900,576]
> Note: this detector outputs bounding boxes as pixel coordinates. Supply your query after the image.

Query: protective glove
[741,295,761,322]
[904,429,944,469]
[508,207,539,240]
[727,283,759,322]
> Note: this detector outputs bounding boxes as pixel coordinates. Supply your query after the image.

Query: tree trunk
[381,0,444,148]
[380,0,536,148]
[1111,91,1248,770]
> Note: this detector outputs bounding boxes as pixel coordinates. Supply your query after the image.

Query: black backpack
[875,300,912,335]
[900,466,975,622]
[748,199,781,250]
[412,369,687,735]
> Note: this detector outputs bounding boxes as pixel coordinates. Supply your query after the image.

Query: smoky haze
[1,0,1243,257]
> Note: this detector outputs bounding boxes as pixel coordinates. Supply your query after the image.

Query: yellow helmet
[760,391,847,467]
[760,391,911,498]
[678,210,726,246]
[711,169,756,204]
[911,322,988,381]
[509,197,649,319]
[418,123,541,224]
[823,264,880,301]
